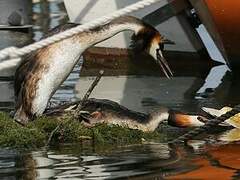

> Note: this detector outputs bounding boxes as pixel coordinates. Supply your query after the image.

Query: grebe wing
[14,23,80,99]
[14,53,34,99]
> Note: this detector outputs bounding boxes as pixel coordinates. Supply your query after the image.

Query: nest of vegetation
[0,71,169,149]
[0,112,167,149]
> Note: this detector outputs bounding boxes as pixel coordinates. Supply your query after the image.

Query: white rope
[0,58,21,70]
[0,0,161,65]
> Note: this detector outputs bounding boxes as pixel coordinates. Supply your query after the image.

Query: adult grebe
[14,16,174,125]
[64,98,206,132]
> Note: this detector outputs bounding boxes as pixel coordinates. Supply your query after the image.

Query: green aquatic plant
[0,112,166,149]
[0,112,46,149]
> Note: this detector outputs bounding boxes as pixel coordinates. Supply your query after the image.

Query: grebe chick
[77,98,206,132]
[14,16,174,125]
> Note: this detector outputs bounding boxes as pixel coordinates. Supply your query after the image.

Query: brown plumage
[13,16,174,125]
[14,24,80,124]
[46,98,206,132]
[14,45,57,122]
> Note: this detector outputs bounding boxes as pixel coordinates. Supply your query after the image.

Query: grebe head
[149,107,207,127]
[130,24,174,78]
[168,110,207,127]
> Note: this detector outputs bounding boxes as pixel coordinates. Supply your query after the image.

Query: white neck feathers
[146,111,169,131]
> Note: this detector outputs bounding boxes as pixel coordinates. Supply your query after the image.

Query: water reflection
[32,0,68,41]
[1,61,233,113]
[0,141,239,179]
[0,144,190,179]
[167,143,240,179]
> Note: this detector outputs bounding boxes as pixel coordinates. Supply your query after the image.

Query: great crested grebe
[14,16,174,125]
[55,98,205,132]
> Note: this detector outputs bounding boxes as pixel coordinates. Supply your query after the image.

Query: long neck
[79,21,143,48]
[146,110,170,131]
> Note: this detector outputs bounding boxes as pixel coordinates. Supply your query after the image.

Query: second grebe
[14,16,174,125]
[57,98,205,132]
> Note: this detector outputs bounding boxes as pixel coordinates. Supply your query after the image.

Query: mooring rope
[0,0,161,64]
[170,105,240,144]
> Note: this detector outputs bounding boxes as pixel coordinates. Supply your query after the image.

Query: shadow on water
[1,0,240,179]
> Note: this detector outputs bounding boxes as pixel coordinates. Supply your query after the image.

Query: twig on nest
[45,124,61,147]
[45,70,104,147]
[44,101,79,116]
[74,70,104,117]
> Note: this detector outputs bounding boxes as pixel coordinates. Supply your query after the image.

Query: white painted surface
[63,0,203,52]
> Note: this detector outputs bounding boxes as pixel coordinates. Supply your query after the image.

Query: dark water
[1,0,240,179]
